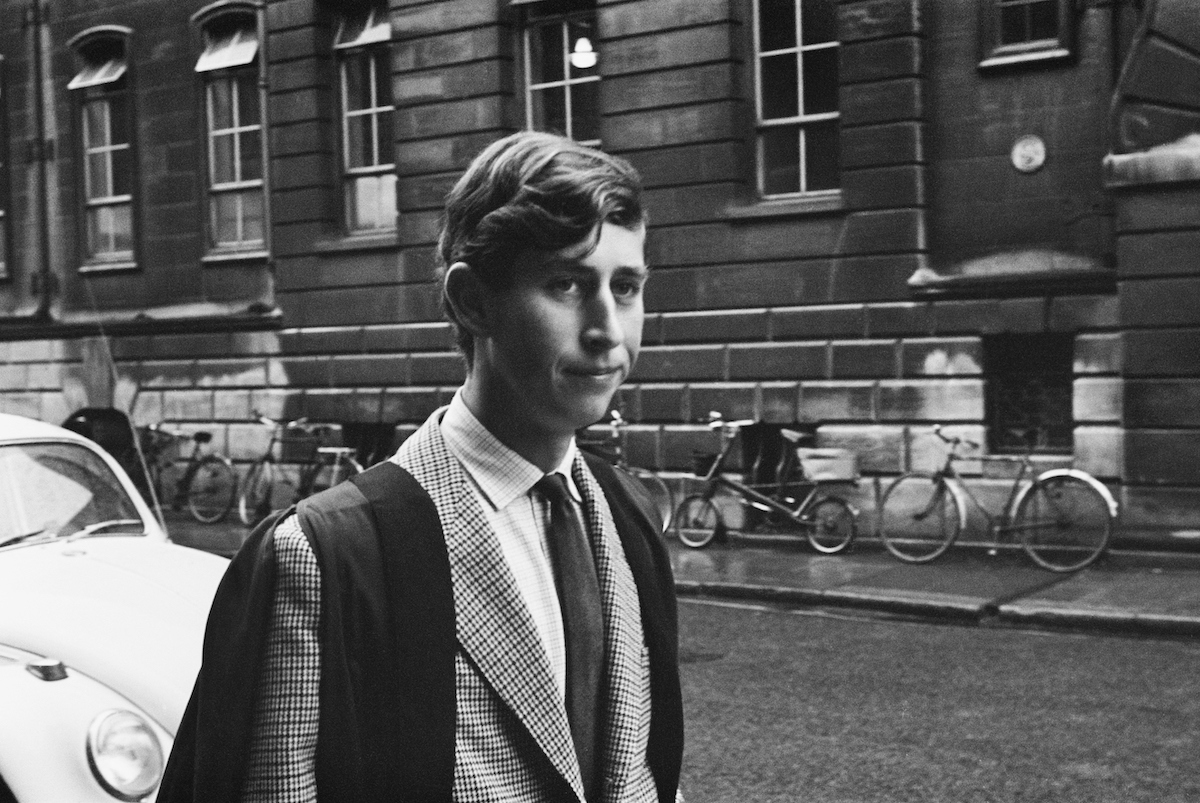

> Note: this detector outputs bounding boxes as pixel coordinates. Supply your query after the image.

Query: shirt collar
[440,390,582,511]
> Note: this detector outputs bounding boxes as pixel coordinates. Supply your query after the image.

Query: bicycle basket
[797,447,858,481]
[279,427,321,463]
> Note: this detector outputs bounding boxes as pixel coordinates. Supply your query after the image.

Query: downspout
[27,0,55,320]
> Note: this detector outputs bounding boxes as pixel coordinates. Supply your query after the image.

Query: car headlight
[86,709,165,801]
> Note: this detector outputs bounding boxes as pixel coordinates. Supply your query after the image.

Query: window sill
[79,259,138,274]
[725,192,844,222]
[978,47,1072,72]
[313,231,399,255]
[201,249,270,267]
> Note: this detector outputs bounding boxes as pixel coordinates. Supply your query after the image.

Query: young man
[160,131,683,803]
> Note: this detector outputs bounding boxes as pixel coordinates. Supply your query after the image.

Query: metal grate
[984,333,1074,453]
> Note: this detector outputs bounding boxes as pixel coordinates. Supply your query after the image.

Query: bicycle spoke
[1015,475,1112,572]
[879,473,961,563]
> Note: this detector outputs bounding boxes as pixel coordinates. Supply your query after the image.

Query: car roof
[0,412,93,444]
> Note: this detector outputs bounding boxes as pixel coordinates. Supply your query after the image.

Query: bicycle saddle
[193,431,213,444]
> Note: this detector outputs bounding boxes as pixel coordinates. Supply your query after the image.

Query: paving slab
[999,568,1200,636]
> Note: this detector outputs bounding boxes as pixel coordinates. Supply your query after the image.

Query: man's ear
[443,262,491,338]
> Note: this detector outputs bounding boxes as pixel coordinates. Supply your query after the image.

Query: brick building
[0,0,1196,547]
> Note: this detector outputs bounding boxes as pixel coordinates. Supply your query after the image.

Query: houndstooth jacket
[238,410,676,803]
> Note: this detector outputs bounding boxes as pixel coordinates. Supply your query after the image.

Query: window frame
[193,3,268,258]
[334,4,397,236]
[978,0,1075,71]
[67,27,138,273]
[983,333,1075,455]
[520,0,601,148]
[750,0,842,200]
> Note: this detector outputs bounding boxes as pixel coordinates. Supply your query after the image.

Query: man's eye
[548,277,580,294]
[613,279,643,300]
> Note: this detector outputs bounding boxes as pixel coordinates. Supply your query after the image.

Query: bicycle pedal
[986,548,999,557]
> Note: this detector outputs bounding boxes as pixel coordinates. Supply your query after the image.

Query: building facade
[0,0,1196,547]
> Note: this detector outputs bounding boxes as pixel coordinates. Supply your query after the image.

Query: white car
[0,413,228,802]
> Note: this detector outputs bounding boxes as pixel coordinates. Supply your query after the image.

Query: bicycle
[579,410,675,533]
[673,413,858,553]
[137,423,238,524]
[237,413,364,526]
[877,425,1119,572]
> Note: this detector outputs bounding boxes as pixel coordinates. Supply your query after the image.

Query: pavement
[162,511,1200,639]
[669,533,1200,638]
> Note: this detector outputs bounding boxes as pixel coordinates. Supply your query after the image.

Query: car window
[0,442,143,545]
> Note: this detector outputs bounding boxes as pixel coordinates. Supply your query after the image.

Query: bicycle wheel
[879,472,962,563]
[629,467,675,533]
[238,460,275,527]
[1014,474,1113,572]
[186,455,237,524]
[673,495,722,549]
[805,496,856,554]
[308,455,364,496]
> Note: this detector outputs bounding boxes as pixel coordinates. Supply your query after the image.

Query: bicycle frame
[930,453,1036,542]
[695,420,829,528]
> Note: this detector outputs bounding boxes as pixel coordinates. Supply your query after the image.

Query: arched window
[335,3,395,233]
[69,31,135,266]
[194,7,265,252]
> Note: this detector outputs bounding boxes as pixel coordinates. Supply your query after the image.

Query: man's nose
[581,289,622,351]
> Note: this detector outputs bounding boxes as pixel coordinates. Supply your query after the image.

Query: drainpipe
[26,0,56,320]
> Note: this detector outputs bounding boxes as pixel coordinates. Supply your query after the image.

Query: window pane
[347,173,396,231]
[758,0,796,52]
[87,152,109,199]
[343,53,371,112]
[346,115,370,169]
[211,193,240,244]
[801,0,837,46]
[761,126,800,195]
[241,190,264,244]
[112,148,132,196]
[373,51,392,106]
[87,204,131,257]
[240,130,262,181]
[376,109,394,166]
[804,119,840,191]
[209,79,234,131]
[108,92,130,145]
[212,133,236,184]
[1029,1,1058,41]
[567,18,598,80]
[237,72,260,125]
[529,22,564,84]
[530,85,567,136]
[110,203,133,253]
[802,47,839,115]
[85,101,109,149]
[1000,5,1027,45]
[761,54,798,120]
[570,80,600,143]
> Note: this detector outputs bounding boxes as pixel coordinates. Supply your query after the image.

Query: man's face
[475,221,647,444]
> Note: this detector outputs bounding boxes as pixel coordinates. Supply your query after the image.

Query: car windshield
[0,442,144,548]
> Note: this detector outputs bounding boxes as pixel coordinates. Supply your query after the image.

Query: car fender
[0,645,173,802]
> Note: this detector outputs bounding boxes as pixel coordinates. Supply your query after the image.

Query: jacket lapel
[396,413,580,791]
[573,455,650,799]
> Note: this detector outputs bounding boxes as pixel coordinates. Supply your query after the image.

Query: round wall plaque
[1011,135,1046,173]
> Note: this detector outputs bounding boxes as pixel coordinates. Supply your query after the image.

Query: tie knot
[535,472,571,504]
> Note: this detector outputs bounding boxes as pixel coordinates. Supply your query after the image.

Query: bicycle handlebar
[931,424,980,452]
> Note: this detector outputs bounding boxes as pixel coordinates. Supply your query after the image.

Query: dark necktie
[535,473,604,800]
